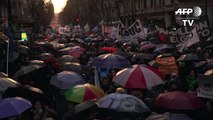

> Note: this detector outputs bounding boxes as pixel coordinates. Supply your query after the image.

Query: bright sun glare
[51,0,68,13]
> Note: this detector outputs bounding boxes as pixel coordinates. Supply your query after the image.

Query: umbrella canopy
[97,93,150,113]
[132,53,154,63]
[74,99,97,114]
[177,53,205,62]
[153,44,175,53]
[90,53,132,69]
[28,60,45,66]
[64,83,105,103]
[62,62,82,72]
[50,71,85,89]
[14,65,43,78]
[57,55,79,64]
[68,46,85,58]
[140,43,156,51]
[145,112,193,120]
[19,45,29,55]
[0,97,32,119]
[3,86,49,105]
[0,72,8,77]
[38,53,54,60]
[0,77,20,92]
[155,91,205,110]
[100,47,118,53]
[112,64,164,89]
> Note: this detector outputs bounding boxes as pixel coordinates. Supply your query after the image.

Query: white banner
[117,19,146,39]
[197,87,213,99]
[58,26,70,35]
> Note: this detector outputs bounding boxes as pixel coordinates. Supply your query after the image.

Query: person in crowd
[101,77,114,94]
[185,69,198,91]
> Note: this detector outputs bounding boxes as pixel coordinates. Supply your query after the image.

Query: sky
[51,0,68,13]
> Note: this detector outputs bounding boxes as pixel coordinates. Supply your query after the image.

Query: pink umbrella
[112,64,164,89]
[68,46,85,58]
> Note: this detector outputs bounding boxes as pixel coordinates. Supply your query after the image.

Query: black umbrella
[2,86,49,105]
[177,53,205,62]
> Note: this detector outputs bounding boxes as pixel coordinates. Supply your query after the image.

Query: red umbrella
[112,64,164,89]
[155,91,205,110]
[100,47,118,53]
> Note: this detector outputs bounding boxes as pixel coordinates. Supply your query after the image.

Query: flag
[99,19,104,25]
[94,67,101,87]
[84,23,90,32]
[7,27,17,52]
[178,28,200,52]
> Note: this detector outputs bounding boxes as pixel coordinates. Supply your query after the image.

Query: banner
[58,26,70,35]
[197,75,213,99]
[156,56,178,75]
[178,28,200,52]
[117,19,146,39]
[155,16,212,44]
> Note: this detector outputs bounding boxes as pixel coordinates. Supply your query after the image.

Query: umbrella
[145,112,193,120]
[140,43,156,51]
[100,47,118,53]
[57,55,79,64]
[14,65,43,78]
[3,86,49,105]
[38,53,54,60]
[74,99,97,113]
[112,64,164,89]
[64,83,105,103]
[177,53,205,62]
[155,91,205,110]
[153,44,175,53]
[68,46,85,58]
[50,71,85,89]
[204,69,213,75]
[0,72,8,77]
[0,77,20,92]
[97,93,150,113]
[28,60,45,66]
[19,45,29,55]
[132,53,154,63]
[90,53,132,69]
[62,62,82,72]
[0,97,32,119]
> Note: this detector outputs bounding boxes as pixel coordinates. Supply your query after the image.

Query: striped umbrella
[64,83,105,103]
[112,64,164,89]
[90,53,132,69]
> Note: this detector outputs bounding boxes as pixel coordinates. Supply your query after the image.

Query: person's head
[101,77,110,87]
[115,87,126,93]
[189,69,196,77]
[168,80,178,91]
[170,73,178,81]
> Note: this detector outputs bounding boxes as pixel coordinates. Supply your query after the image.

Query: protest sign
[197,75,213,99]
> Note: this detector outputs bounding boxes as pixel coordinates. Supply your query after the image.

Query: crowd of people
[1,29,213,120]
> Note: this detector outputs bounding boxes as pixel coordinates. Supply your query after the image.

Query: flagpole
[6,38,9,74]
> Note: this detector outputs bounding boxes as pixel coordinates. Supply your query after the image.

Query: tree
[26,0,54,33]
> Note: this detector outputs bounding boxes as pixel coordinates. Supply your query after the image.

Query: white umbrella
[14,65,43,78]
[50,71,85,89]
[97,93,150,113]
[0,77,20,92]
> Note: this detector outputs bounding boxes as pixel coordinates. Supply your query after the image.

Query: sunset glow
[51,0,68,13]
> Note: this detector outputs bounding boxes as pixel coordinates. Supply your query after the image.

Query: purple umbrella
[90,53,132,69]
[0,97,32,119]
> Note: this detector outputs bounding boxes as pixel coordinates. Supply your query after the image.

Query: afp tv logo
[175,6,202,26]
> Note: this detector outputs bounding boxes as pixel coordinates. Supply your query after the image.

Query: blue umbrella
[0,97,32,119]
[90,53,132,69]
